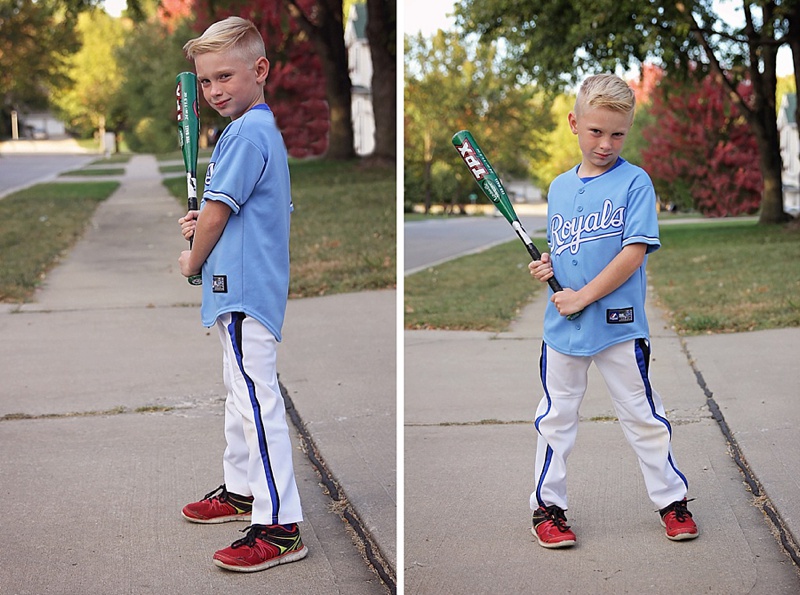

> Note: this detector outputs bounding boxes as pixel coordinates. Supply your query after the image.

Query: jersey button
[572,259,578,266]
[575,324,581,330]
[578,188,585,194]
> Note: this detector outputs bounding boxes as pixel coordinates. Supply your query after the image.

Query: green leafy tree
[536,94,581,190]
[50,8,127,144]
[404,30,551,212]
[456,0,796,223]
[0,0,91,134]
[114,17,193,153]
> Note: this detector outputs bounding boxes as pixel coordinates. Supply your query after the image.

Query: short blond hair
[183,16,266,63]
[575,74,636,117]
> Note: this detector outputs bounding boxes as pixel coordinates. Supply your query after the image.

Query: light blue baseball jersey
[543,158,660,356]
[199,104,292,341]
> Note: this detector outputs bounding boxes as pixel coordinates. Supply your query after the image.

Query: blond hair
[574,74,636,117]
[183,17,266,64]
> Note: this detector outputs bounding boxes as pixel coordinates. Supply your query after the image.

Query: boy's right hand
[179,210,199,241]
[529,252,555,283]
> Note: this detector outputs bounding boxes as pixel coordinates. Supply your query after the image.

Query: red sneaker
[659,499,699,541]
[182,485,253,524]
[532,505,576,549]
[213,524,308,572]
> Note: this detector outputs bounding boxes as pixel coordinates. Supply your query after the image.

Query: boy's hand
[529,252,555,282]
[178,250,201,278]
[179,210,199,241]
[551,288,586,318]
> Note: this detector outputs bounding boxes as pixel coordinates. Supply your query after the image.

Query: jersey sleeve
[203,134,266,215]
[622,175,660,254]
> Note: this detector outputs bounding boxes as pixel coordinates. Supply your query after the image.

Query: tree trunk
[746,28,788,224]
[366,0,396,162]
[752,110,787,223]
[423,130,433,213]
[287,0,355,160]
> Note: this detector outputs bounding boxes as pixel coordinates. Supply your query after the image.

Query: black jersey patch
[212,275,228,293]
[607,307,634,324]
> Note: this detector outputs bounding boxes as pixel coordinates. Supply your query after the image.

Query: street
[404,212,549,274]
[0,154,95,199]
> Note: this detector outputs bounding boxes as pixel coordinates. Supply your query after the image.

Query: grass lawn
[405,219,800,334]
[90,154,132,165]
[649,220,800,333]
[59,168,126,177]
[163,159,396,298]
[0,182,119,301]
[405,240,544,331]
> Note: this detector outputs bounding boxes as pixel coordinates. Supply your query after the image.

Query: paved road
[404,213,548,274]
[0,154,95,198]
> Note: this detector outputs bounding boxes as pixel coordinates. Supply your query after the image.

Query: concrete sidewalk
[405,290,800,594]
[0,155,395,594]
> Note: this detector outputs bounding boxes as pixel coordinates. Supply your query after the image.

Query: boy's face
[568,105,633,177]
[195,50,269,120]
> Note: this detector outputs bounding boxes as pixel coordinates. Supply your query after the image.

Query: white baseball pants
[217,312,303,526]
[530,338,688,512]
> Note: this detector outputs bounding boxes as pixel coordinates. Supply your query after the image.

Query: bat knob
[187,274,202,286]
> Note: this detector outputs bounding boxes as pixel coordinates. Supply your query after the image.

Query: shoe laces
[660,498,695,521]
[231,524,267,549]
[544,505,571,531]
[202,484,227,502]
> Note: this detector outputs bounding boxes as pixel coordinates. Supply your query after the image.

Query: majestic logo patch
[607,307,634,324]
[212,275,227,293]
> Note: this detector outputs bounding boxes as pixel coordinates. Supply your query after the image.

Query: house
[17,111,67,140]
[778,93,799,216]
[344,3,375,156]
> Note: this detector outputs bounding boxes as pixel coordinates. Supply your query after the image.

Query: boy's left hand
[178,250,201,278]
[551,288,585,318]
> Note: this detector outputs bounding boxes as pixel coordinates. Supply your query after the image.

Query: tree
[456,0,794,223]
[0,0,89,134]
[537,94,581,189]
[641,73,762,216]
[50,9,127,146]
[281,0,355,159]
[188,0,331,158]
[366,0,396,161]
[114,17,194,153]
[404,30,551,211]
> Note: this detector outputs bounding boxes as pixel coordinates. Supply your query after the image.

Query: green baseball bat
[176,71,202,286]
[451,130,582,320]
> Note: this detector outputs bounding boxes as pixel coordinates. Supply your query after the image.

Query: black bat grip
[523,239,581,320]
[526,244,564,293]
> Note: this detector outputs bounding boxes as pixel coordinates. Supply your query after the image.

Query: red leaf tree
[641,72,762,217]
[163,0,330,158]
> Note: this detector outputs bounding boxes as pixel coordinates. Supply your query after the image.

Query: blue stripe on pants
[227,312,281,524]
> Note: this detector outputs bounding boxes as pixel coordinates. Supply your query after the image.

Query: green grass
[0,182,119,301]
[156,148,214,162]
[163,159,396,298]
[405,241,544,331]
[404,219,800,334]
[159,164,188,174]
[59,168,126,177]
[90,154,131,165]
[649,220,800,333]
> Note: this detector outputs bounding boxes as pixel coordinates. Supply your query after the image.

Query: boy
[177,16,307,572]
[528,74,698,548]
